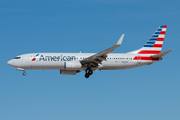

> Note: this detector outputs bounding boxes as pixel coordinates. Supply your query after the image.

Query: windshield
[14,57,21,59]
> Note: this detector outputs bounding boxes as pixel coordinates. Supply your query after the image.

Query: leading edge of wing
[80,34,125,65]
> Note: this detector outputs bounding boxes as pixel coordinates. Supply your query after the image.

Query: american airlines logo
[39,55,76,61]
[31,54,39,61]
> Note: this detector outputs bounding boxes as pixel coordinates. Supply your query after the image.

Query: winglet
[116,34,125,45]
[151,49,173,58]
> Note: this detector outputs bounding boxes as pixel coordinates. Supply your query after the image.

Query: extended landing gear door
[137,55,141,65]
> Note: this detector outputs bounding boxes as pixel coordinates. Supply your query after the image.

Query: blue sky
[0,0,180,120]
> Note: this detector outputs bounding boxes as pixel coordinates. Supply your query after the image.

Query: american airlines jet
[7,25,173,78]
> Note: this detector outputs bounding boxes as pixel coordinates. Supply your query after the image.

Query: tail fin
[130,25,167,55]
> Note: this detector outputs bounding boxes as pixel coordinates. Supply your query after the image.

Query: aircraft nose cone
[7,60,14,66]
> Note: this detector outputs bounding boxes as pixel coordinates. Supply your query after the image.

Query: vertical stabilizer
[130,25,167,55]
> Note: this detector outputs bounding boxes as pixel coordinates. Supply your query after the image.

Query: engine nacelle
[64,61,82,70]
[60,70,80,75]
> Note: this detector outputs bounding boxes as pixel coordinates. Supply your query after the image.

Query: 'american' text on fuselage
[39,55,76,61]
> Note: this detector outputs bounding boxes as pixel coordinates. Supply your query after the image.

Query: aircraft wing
[80,34,124,67]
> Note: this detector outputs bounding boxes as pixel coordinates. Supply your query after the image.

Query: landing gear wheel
[88,70,93,75]
[22,72,26,76]
[85,67,93,78]
[85,73,90,78]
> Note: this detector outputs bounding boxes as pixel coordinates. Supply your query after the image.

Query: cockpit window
[14,57,21,59]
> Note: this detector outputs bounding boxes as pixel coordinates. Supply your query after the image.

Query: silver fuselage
[7,53,157,71]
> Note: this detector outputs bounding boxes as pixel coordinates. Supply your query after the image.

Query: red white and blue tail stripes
[132,25,167,61]
[138,25,167,54]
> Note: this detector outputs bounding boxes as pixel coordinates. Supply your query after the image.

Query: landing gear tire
[22,72,26,76]
[88,70,93,75]
[85,73,90,78]
[85,68,93,78]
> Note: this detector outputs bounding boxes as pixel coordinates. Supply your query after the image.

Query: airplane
[7,25,173,78]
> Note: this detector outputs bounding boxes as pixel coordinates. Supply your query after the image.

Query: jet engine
[60,70,80,75]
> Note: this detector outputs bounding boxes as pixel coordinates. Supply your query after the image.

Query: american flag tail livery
[138,25,167,54]
[130,25,173,61]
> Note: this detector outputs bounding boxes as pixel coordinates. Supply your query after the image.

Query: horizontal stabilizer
[151,49,173,58]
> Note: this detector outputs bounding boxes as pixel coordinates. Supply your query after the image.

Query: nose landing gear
[17,68,26,76]
[22,71,26,76]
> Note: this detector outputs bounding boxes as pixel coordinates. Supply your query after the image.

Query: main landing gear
[85,68,93,78]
